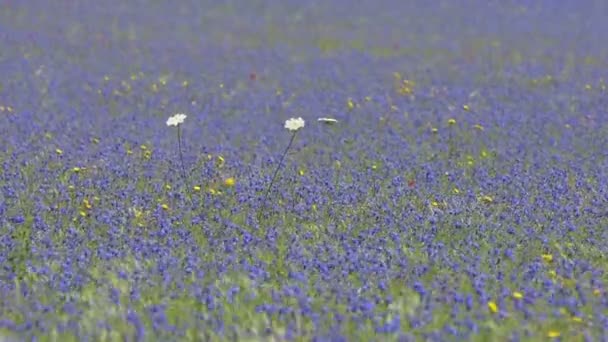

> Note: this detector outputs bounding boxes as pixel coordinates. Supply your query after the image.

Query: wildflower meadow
[1,1,608,341]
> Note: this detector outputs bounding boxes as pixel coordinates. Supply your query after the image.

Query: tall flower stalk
[447,117,457,159]
[317,117,340,205]
[167,113,192,203]
[258,117,305,220]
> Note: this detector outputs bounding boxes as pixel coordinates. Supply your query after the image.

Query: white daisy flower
[317,117,338,125]
[166,113,187,127]
[284,117,305,132]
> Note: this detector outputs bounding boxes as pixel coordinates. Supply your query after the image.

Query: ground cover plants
[1,1,607,341]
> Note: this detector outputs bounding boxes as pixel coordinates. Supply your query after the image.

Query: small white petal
[167,113,187,126]
[317,117,338,125]
[284,117,305,131]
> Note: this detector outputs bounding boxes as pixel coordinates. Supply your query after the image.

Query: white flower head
[166,113,187,127]
[317,117,338,125]
[284,117,305,132]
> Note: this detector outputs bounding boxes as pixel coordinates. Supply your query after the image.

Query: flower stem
[177,126,192,203]
[258,132,297,220]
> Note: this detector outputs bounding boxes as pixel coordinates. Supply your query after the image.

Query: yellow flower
[447,118,456,125]
[487,301,498,314]
[347,98,355,110]
[542,254,553,263]
[217,155,225,167]
[480,195,494,204]
[165,184,172,190]
[430,200,447,209]
[462,104,470,111]
[193,185,201,191]
[82,199,92,210]
[298,169,305,176]
[55,148,63,155]
[452,187,460,194]
[547,330,560,338]
[72,167,81,173]
[0,105,11,112]
[224,177,236,187]
[431,127,438,134]
[161,204,169,210]
[512,291,523,299]
[473,124,484,131]
[133,208,143,218]
[398,80,414,95]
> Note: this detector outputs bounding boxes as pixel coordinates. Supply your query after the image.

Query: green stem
[258,132,297,220]
[177,126,192,203]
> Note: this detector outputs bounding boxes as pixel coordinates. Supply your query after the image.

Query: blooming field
[1,1,608,341]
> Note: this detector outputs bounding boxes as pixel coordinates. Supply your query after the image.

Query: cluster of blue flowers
[1,1,607,341]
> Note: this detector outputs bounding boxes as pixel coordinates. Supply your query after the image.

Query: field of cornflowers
[1,1,608,341]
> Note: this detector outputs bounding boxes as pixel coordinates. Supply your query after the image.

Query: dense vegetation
[1,1,607,341]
